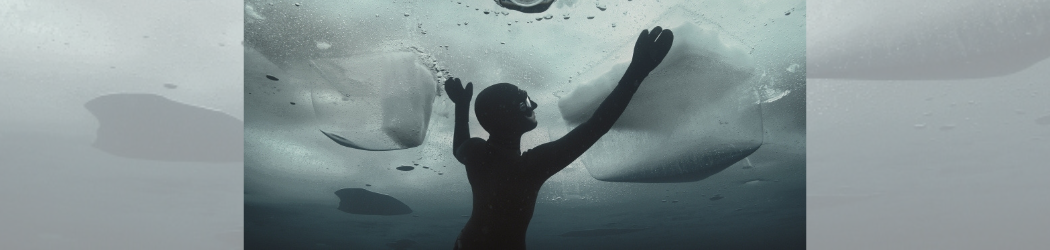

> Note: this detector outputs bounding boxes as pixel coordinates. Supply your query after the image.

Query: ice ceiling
[244,0,804,248]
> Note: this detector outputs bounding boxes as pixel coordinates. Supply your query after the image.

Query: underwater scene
[244,0,805,249]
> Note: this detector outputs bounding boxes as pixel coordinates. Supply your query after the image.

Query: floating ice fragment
[710,194,724,201]
[396,166,415,171]
[315,41,331,50]
[559,21,762,183]
[265,75,279,81]
[334,188,412,215]
[320,130,400,151]
[310,52,437,151]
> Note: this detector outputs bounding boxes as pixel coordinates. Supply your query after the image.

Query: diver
[443,26,674,249]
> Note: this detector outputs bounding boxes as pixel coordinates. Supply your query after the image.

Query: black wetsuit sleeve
[452,100,472,164]
[528,71,647,178]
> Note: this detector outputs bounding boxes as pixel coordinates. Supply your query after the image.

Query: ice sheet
[559,21,763,182]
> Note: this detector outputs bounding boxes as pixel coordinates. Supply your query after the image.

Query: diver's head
[475,83,539,136]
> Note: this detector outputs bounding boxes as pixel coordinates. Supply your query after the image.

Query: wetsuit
[447,26,674,250]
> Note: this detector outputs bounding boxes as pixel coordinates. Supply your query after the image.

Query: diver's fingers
[465,82,473,96]
[444,78,455,93]
[656,29,674,55]
[649,26,663,42]
[653,30,673,65]
[637,29,650,48]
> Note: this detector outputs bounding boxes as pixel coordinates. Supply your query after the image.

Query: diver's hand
[444,77,473,105]
[626,26,674,79]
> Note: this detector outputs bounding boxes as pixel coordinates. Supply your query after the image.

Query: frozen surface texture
[808,0,1050,80]
[85,94,244,162]
[559,21,763,182]
[311,52,438,150]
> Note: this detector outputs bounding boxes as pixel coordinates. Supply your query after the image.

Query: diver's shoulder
[458,137,488,157]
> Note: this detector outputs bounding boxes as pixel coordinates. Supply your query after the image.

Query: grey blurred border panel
[0,1,244,249]
[807,0,1050,249]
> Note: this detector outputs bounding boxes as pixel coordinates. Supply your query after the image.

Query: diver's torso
[458,147,546,249]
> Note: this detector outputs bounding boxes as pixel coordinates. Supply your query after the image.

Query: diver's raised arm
[444,77,474,162]
[591,26,675,129]
[529,26,674,175]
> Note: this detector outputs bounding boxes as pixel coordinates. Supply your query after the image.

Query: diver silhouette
[444,26,674,250]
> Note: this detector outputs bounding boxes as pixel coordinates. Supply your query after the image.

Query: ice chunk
[334,188,412,215]
[85,93,243,162]
[310,52,437,150]
[558,22,763,182]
